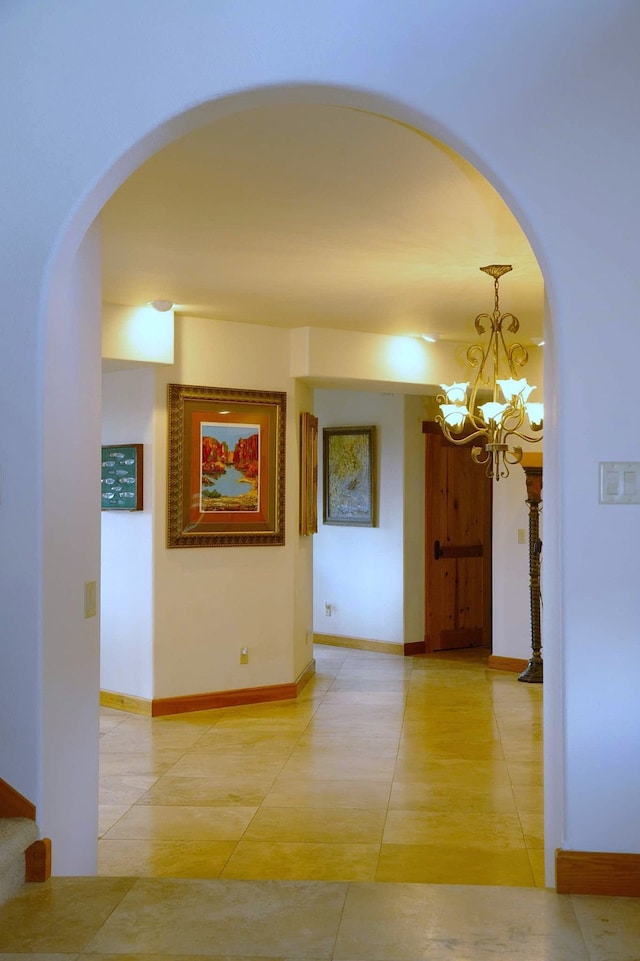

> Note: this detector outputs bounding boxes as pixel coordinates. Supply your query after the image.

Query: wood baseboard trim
[295,657,316,694]
[313,633,404,656]
[153,681,298,716]
[0,778,36,820]
[404,640,426,656]
[488,655,529,673]
[101,659,316,718]
[25,838,52,882]
[556,849,640,897]
[100,690,153,716]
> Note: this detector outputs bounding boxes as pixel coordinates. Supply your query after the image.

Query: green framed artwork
[101,444,143,510]
[323,425,377,527]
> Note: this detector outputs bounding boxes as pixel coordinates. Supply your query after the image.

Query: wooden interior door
[423,423,492,653]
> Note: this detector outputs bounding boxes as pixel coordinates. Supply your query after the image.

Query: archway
[5,3,594,885]
[50,90,558,880]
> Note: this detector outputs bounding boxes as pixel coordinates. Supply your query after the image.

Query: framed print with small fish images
[101,444,143,511]
[167,383,286,548]
[323,425,377,527]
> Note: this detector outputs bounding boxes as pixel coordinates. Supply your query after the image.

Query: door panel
[424,423,492,653]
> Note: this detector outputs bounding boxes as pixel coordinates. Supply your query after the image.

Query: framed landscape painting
[167,384,286,547]
[323,425,377,527]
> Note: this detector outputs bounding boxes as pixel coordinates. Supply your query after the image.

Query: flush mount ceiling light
[436,265,543,481]
[148,299,174,312]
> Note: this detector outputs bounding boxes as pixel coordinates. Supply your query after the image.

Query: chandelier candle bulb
[497,378,536,404]
[435,264,544,481]
[439,382,469,404]
[478,401,509,425]
[526,402,544,428]
[440,404,469,431]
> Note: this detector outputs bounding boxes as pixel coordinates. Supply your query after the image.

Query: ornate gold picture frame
[167,384,286,548]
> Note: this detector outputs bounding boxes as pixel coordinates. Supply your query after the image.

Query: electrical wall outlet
[240,647,249,664]
[517,528,526,544]
[324,602,332,616]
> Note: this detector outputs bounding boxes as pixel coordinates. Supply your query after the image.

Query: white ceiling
[101,104,543,343]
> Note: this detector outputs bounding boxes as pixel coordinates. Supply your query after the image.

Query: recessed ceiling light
[531,337,545,347]
[421,334,437,343]
[148,299,174,312]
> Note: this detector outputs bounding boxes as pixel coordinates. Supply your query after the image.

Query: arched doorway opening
[35,88,560,881]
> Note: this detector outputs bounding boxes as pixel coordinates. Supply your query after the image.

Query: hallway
[98,644,544,885]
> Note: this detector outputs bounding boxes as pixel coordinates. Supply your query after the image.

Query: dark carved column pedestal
[519,461,543,684]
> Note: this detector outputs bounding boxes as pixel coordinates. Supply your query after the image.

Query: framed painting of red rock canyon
[167,384,286,547]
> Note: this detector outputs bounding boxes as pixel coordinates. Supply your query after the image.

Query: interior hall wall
[151,315,309,699]
[101,368,155,699]
[41,221,102,874]
[490,346,545,663]
[293,379,316,677]
[313,388,405,646]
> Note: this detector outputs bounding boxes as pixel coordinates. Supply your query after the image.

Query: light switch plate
[599,462,640,504]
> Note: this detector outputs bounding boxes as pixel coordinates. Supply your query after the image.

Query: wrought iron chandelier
[436,265,543,480]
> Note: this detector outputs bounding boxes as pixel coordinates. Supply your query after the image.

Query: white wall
[313,389,405,646]
[491,475,536,661]
[100,325,531,695]
[491,346,545,662]
[41,221,102,874]
[151,315,308,698]
[100,319,315,705]
[2,0,640,878]
[101,369,155,699]
[102,304,174,365]
[293,379,316,677]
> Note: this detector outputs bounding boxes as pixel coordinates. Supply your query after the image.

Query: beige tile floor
[2,645,639,960]
[97,644,545,886]
[2,875,640,959]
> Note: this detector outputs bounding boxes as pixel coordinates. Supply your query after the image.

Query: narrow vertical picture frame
[323,426,377,527]
[101,444,144,511]
[299,412,318,535]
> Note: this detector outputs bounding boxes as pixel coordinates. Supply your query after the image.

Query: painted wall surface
[491,475,535,661]
[292,327,469,393]
[101,320,314,704]
[101,369,155,699]
[490,345,544,662]
[102,304,174,365]
[41,221,102,874]
[313,389,405,645]
[1,0,639,876]
[151,315,304,698]
[293,379,316,678]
